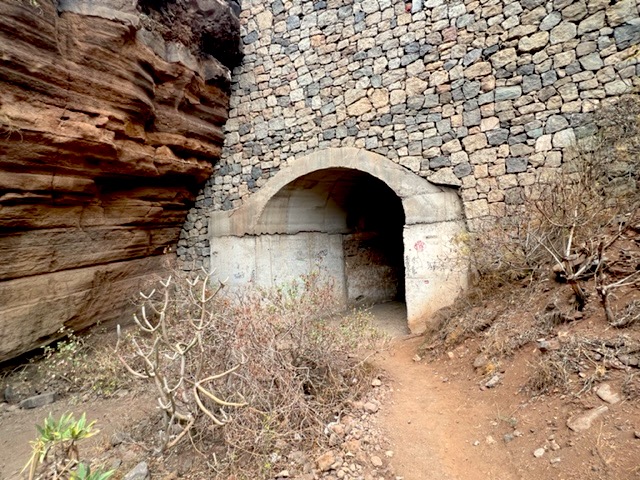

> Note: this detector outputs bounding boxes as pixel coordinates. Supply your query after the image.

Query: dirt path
[370,303,521,480]
[3,303,638,479]
[375,338,520,480]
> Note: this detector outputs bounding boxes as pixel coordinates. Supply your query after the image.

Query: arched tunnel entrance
[256,168,406,306]
[208,148,467,333]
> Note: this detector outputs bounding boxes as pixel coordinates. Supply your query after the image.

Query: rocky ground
[1,311,639,480]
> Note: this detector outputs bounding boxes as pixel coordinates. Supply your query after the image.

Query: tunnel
[209,148,467,333]
[255,168,406,306]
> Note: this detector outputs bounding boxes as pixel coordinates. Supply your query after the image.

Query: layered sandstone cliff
[0,0,239,361]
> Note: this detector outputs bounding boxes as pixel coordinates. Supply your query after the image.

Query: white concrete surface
[403,221,468,333]
[208,148,468,333]
[211,232,347,305]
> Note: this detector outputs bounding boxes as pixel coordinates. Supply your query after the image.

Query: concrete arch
[209,148,462,237]
[208,148,467,333]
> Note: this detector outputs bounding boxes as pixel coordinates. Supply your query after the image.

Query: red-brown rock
[0,0,238,361]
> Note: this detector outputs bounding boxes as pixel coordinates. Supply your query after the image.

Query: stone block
[480,117,500,131]
[606,0,637,27]
[579,52,603,70]
[535,134,553,152]
[462,133,488,152]
[578,11,605,34]
[562,1,587,21]
[465,199,489,219]
[614,23,640,50]
[540,12,562,31]
[465,61,492,78]
[487,128,510,145]
[453,162,473,178]
[490,48,517,68]
[442,138,463,154]
[506,157,528,173]
[428,167,462,186]
[545,114,570,134]
[495,86,522,101]
[347,98,373,116]
[518,31,549,52]
[552,128,576,148]
[604,80,631,96]
[550,22,577,44]
[522,75,542,93]
[463,109,481,126]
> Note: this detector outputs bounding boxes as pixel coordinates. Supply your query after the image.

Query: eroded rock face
[138,0,243,68]
[0,0,239,361]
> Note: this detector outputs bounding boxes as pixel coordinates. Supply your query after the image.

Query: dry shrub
[0,327,129,402]
[420,295,502,351]
[527,356,573,396]
[526,335,629,397]
[482,315,552,359]
[419,278,550,356]
[462,94,639,297]
[48,331,128,399]
[622,373,640,400]
[117,270,384,477]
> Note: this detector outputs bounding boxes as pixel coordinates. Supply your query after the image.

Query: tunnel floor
[366,301,410,338]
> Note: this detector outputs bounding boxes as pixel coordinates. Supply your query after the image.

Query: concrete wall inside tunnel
[209,148,468,333]
[212,232,348,306]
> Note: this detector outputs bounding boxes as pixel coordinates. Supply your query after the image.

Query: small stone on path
[595,383,621,404]
[364,401,379,413]
[533,448,546,458]
[123,462,149,480]
[316,451,336,472]
[19,392,56,409]
[484,374,501,388]
[473,354,489,369]
[567,406,608,432]
[371,455,383,467]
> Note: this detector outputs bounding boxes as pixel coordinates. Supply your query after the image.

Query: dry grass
[622,373,640,400]
[117,270,386,478]
[0,327,131,403]
[524,335,640,397]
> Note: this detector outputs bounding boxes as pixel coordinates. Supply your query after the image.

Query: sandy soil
[0,393,155,479]
[1,303,639,480]
[370,303,640,480]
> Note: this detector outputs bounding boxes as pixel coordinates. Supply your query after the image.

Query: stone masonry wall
[178,0,640,269]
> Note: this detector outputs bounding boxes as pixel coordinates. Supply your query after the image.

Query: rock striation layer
[0,0,239,361]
